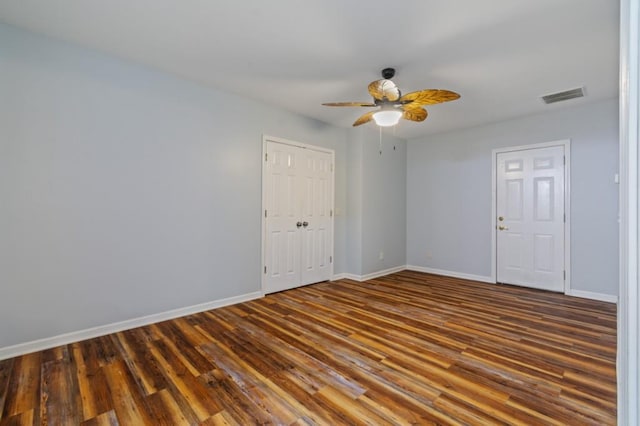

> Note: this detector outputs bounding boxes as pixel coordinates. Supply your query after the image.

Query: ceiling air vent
[541,87,585,104]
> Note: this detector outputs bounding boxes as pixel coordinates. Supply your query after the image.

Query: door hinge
[265,153,268,162]
[563,213,566,223]
[264,266,267,274]
[330,256,333,263]
[563,270,566,280]
[563,155,566,165]
[330,209,333,217]
[265,209,267,218]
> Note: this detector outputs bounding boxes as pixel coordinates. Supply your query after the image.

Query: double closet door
[262,138,334,294]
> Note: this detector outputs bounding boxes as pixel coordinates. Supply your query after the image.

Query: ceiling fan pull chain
[392,124,397,151]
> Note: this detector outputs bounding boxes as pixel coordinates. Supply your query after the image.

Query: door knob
[498,216,504,221]
[296,222,302,228]
[302,221,309,227]
[498,225,509,230]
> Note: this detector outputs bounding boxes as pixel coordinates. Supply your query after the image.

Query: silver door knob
[296,222,302,228]
[302,221,309,227]
[498,225,509,231]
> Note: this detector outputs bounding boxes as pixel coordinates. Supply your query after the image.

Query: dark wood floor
[0,271,616,425]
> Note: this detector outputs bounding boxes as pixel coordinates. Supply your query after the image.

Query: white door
[299,148,333,285]
[263,139,333,294]
[264,142,302,292]
[496,145,565,292]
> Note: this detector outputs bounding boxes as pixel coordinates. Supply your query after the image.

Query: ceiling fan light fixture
[373,109,402,127]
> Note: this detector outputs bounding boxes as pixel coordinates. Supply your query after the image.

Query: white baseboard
[406,265,495,284]
[0,291,264,361]
[407,265,617,303]
[360,265,406,281]
[566,289,618,303]
[331,273,348,281]
[332,265,406,282]
[342,273,363,281]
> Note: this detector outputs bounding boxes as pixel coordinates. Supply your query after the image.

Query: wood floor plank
[40,355,81,426]
[151,321,216,375]
[144,388,194,425]
[200,340,307,424]
[314,385,393,425]
[198,369,275,425]
[147,339,221,422]
[79,409,119,426]
[111,329,168,396]
[102,360,154,425]
[1,352,40,420]
[0,271,617,424]
[0,409,34,426]
[0,358,14,421]
[73,338,119,420]
[199,410,239,426]
[231,325,367,398]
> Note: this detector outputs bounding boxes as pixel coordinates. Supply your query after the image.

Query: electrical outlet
[379,251,384,261]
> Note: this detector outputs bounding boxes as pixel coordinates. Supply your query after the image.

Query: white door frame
[619,0,639,423]
[491,139,571,294]
[260,134,335,293]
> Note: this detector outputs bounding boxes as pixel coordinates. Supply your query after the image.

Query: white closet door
[496,145,565,292]
[264,142,302,293]
[300,148,333,285]
[263,139,333,294]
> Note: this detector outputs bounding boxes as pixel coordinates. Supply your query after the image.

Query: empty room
[1,1,638,425]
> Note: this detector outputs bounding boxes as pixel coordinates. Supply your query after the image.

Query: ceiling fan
[322,68,460,127]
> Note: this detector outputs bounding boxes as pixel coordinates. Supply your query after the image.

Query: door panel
[496,145,565,292]
[505,233,524,270]
[533,233,554,272]
[506,179,524,220]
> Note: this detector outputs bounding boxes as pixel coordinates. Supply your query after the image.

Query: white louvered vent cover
[541,87,585,104]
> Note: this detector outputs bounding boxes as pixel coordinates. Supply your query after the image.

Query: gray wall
[360,130,406,275]
[407,98,619,296]
[0,24,349,348]
[345,127,407,276]
[0,21,618,350]
[345,129,364,275]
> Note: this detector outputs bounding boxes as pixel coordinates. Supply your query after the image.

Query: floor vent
[541,87,585,104]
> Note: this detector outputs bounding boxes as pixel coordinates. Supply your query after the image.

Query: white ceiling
[0,0,620,139]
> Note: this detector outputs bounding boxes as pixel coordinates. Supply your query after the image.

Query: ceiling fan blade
[402,106,428,122]
[368,79,401,102]
[353,111,375,126]
[322,102,377,107]
[399,89,460,106]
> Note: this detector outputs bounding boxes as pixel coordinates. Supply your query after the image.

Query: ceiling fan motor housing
[381,68,395,79]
